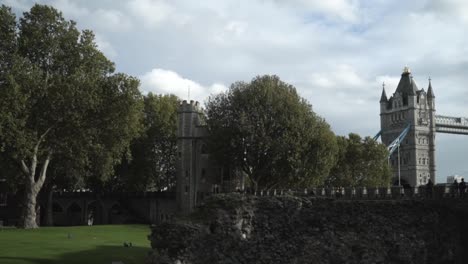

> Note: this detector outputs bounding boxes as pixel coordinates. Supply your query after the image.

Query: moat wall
[148,194,468,264]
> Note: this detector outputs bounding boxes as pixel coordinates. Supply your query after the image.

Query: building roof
[427,78,435,99]
[395,69,418,96]
[380,86,388,102]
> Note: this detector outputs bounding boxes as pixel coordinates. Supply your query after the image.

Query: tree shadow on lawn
[0,245,150,264]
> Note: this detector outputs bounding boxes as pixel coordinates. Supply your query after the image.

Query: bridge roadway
[435,115,468,135]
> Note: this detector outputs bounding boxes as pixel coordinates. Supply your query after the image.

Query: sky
[3,0,468,183]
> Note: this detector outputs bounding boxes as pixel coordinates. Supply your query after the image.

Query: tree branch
[37,127,53,146]
[30,152,37,181]
[35,151,52,189]
[20,160,30,176]
[30,127,53,180]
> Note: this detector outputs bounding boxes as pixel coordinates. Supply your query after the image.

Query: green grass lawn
[0,225,151,264]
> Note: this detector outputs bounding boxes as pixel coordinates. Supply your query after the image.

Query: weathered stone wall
[148,194,468,264]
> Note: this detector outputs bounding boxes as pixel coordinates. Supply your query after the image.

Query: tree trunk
[18,151,51,229]
[20,182,40,229]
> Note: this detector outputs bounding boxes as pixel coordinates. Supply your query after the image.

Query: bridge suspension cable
[387,123,411,157]
[373,130,381,141]
[378,123,411,187]
[372,123,411,157]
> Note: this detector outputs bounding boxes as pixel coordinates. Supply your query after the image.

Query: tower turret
[380,83,388,103]
[380,83,388,115]
[427,78,435,99]
[176,100,203,214]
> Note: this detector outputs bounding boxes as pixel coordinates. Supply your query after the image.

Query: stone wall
[148,194,468,264]
[0,191,177,226]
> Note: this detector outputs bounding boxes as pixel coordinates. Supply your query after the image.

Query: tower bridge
[378,67,468,187]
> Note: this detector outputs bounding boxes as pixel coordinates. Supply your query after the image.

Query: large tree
[327,133,392,187]
[0,5,143,228]
[113,93,179,192]
[206,75,337,191]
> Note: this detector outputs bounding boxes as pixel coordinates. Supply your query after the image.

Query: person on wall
[459,178,466,199]
[452,179,459,198]
[425,179,434,199]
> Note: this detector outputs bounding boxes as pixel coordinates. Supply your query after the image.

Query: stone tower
[176,100,233,214]
[176,100,206,214]
[379,67,436,187]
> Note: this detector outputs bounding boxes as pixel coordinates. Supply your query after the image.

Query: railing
[235,186,465,200]
[52,191,176,199]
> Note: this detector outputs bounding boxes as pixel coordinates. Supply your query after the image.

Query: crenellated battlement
[179,100,202,113]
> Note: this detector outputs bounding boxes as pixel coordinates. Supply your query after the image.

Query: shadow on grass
[0,245,150,264]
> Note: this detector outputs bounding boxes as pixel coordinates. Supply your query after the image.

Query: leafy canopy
[327,133,392,187]
[0,4,143,190]
[206,75,337,190]
[113,93,179,192]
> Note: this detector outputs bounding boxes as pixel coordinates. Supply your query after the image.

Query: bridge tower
[380,67,436,187]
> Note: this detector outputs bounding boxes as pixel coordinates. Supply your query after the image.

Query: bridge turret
[427,78,435,109]
[380,83,388,112]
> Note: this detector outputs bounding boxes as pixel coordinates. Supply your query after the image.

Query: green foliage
[0,3,143,179]
[113,93,179,192]
[206,75,337,190]
[327,133,392,187]
[0,225,150,264]
[0,4,143,226]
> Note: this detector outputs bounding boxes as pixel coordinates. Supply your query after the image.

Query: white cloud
[2,0,31,11]
[127,0,174,27]
[94,34,117,59]
[51,0,89,17]
[140,68,228,103]
[308,64,368,92]
[50,2,133,32]
[424,0,468,24]
[225,21,247,36]
[214,20,248,44]
[94,9,132,32]
[272,0,360,23]
[301,0,359,22]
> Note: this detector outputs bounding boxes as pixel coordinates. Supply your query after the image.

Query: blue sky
[3,0,468,182]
